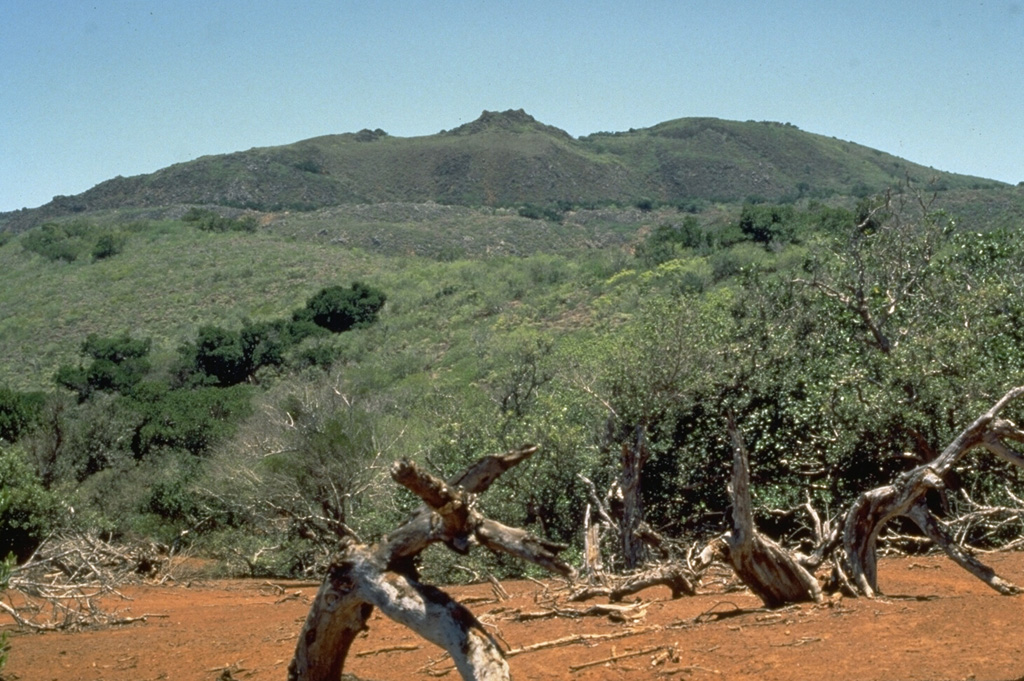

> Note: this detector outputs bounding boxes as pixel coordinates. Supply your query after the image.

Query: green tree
[737,203,797,245]
[716,186,1024,541]
[795,188,953,354]
[636,217,707,267]
[188,325,249,386]
[20,220,95,262]
[91,232,125,260]
[0,445,61,561]
[180,320,296,387]
[55,333,152,400]
[0,388,45,443]
[305,282,387,333]
[239,319,290,375]
[130,383,253,457]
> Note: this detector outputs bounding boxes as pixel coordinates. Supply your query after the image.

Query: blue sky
[2,1,1022,212]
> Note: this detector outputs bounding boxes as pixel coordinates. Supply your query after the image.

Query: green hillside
[2,110,1005,233]
[0,205,656,390]
[2,112,1023,584]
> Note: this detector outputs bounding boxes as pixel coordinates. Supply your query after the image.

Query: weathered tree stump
[723,418,824,607]
[289,446,575,681]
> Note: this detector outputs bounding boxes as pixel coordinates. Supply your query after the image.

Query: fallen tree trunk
[842,386,1024,597]
[569,562,697,602]
[289,446,575,681]
[723,418,824,608]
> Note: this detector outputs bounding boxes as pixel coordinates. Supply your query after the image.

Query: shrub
[183,208,258,233]
[305,282,387,333]
[0,387,45,443]
[147,477,202,523]
[179,320,296,387]
[737,203,797,244]
[130,383,253,457]
[636,217,707,266]
[91,233,125,260]
[55,334,152,400]
[21,221,94,262]
[287,308,326,343]
[189,325,249,386]
[290,342,342,370]
[0,445,61,561]
[517,203,562,222]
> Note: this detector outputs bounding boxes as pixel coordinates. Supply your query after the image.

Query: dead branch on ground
[569,562,697,602]
[2,531,170,631]
[721,417,824,607]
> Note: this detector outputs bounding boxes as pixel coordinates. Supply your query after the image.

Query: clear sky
[2,0,1022,212]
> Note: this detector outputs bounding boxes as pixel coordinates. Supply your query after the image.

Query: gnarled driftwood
[841,386,1024,597]
[289,445,574,681]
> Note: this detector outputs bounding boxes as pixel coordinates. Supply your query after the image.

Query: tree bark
[723,418,824,608]
[841,386,1024,597]
[619,426,649,570]
[582,504,604,578]
[290,446,574,681]
[288,544,508,681]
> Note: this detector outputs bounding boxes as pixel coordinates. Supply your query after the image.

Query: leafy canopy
[304,281,387,333]
[55,334,152,401]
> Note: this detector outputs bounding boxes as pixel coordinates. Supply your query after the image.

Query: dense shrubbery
[634,217,708,266]
[55,334,152,401]
[176,282,386,386]
[129,383,254,457]
[182,207,258,233]
[737,203,798,244]
[0,388,45,443]
[4,190,1024,579]
[20,220,130,263]
[304,282,387,333]
[517,203,563,222]
[0,445,60,561]
[0,276,388,562]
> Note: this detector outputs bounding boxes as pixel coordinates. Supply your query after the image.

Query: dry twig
[3,531,169,631]
[569,644,668,672]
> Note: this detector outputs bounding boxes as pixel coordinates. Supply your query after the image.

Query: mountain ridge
[2,110,1006,232]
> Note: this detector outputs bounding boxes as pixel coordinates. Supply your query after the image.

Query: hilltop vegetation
[1,110,1007,232]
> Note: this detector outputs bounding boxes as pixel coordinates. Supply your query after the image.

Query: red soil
[5,552,1024,681]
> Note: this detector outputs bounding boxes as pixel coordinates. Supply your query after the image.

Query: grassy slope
[0,207,644,392]
[4,112,1007,233]
[0,223,375,389]
[581,118,998,201]
[4,178,1023,393]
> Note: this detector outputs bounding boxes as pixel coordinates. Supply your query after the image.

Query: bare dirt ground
[5,552,1024,681]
